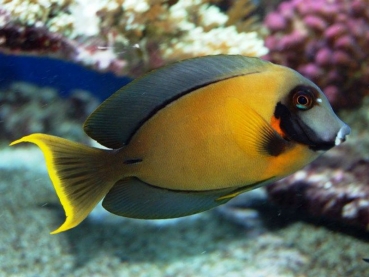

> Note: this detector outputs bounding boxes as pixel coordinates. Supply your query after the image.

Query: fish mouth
[274,102,350,152]
[288,116,335,151]
[334,124,351,146]
[297,125,335,151]
[308,141,336,151]
[302,123,350,152]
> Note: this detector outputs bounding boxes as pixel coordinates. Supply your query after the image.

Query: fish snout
[335,124,351,146]
[306,120,350,152]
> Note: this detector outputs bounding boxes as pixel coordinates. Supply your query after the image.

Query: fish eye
[292,90,314,110]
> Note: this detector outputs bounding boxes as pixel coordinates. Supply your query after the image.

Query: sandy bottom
[1,146,369,277]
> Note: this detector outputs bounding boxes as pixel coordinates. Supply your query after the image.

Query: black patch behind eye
[274,102,311,144]
[274,102,334,151]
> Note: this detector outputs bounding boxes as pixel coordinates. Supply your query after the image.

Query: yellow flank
[121,70,316,191]
[10,134,121,234]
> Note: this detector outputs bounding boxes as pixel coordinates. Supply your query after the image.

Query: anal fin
[102,178,235,219]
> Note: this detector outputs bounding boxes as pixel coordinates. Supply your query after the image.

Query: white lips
[335,125,351,146]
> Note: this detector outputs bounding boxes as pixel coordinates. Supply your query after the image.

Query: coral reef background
[2,0,369,276]
[0,0,267,77]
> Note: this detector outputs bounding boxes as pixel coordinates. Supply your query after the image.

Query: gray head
[274,80,350,152]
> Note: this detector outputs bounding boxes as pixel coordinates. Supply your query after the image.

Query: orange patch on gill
[270,116,285,138]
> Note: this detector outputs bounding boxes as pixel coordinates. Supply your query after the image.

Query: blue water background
[0,53,131,100]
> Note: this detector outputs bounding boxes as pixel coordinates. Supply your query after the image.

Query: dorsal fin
[84,55,271,149]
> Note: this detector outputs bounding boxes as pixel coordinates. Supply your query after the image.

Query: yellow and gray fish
[10,55,350,234]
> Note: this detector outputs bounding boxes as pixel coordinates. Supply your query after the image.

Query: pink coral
[263,0,369,109]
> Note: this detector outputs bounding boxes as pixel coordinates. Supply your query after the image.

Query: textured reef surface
[0,0,267,77]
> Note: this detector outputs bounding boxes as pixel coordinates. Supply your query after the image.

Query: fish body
[121,74,313,191]
[10,55,350,233]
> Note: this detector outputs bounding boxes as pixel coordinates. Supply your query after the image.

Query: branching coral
[0,0,267,77]
[263,0,369,109]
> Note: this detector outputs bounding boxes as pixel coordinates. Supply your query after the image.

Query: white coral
[0,0,268,75]
[162,25,267,60]
[0,0,71,27]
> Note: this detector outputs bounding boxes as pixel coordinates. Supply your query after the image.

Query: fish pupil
[297,95,308,105]
[293,90,313,110]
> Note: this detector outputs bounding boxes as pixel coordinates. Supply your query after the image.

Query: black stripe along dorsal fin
[83,55,271,149]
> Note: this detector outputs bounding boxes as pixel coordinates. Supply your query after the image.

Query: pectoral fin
[226,97,290,157]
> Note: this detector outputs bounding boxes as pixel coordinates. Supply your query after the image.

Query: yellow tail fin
[10,134,120,234]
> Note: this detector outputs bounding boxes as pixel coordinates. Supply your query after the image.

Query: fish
[10,55,350,234]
